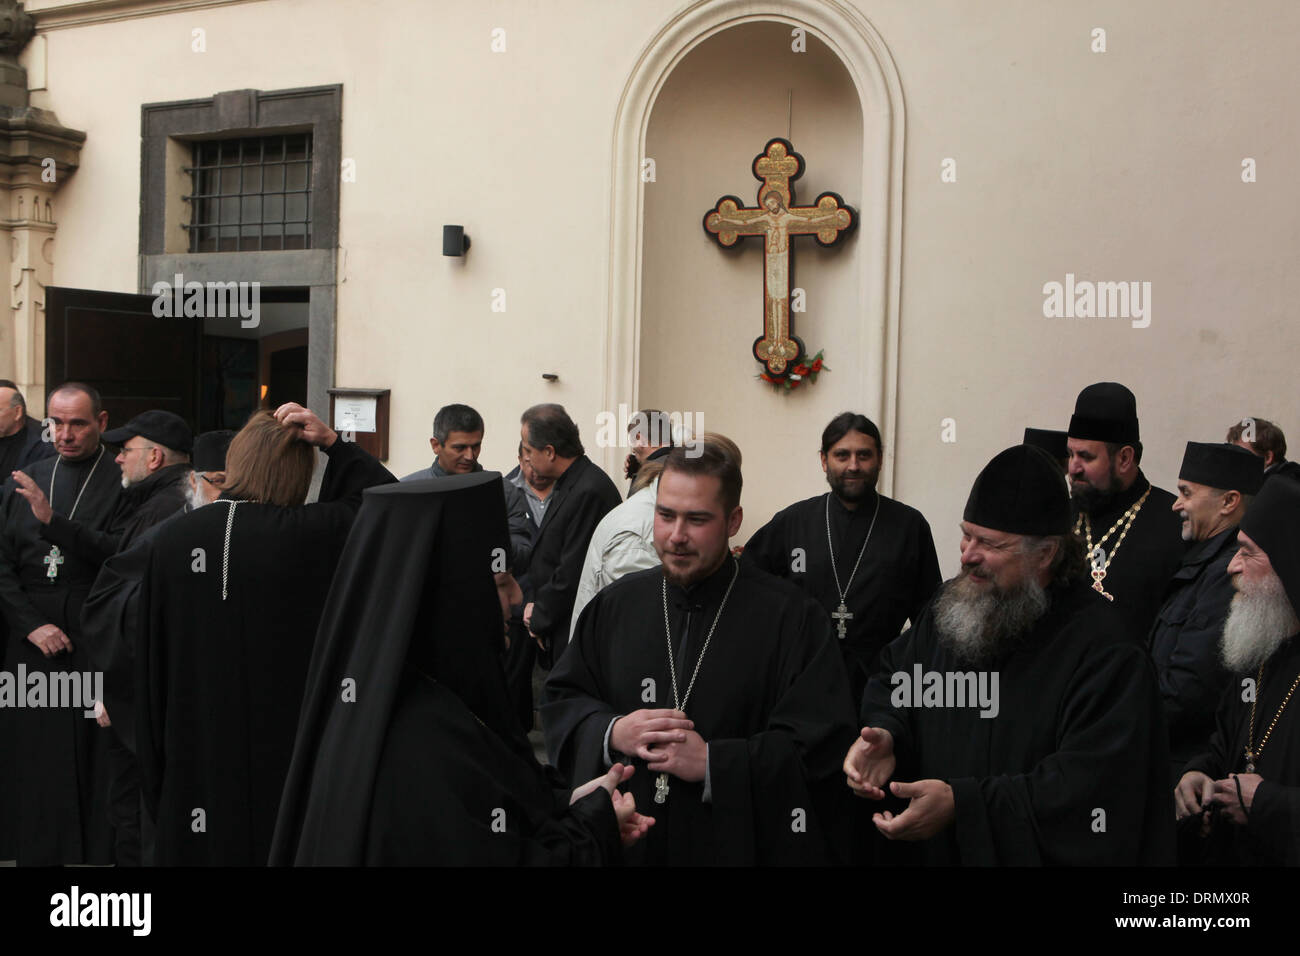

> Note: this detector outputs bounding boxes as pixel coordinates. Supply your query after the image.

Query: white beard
[933,571,1049,666]
[185,477,208,511]
[1221,571,1300,672]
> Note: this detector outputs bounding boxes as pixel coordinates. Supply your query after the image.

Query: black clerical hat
[964,445,1070,536]
[1239,477,1300,618]
[1179,442,1265,494]
[103,410,194,455]
[1023,428,1068,462]
[1068,382,1140,444]
[192,430,235,472]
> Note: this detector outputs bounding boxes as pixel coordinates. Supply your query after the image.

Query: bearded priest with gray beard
[844,445,1175,865]
[1176,477,1300,865]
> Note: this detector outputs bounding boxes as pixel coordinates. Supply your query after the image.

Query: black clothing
[400,458,533,574]
[1072,471,1185,637]
[270,473,621,865]
[0,416,55,484]
[527,455,621,666]
[136,439,394,865]
[743,491,940,704]
[1182,637,1300,865]
[543,558,857,865]
[1148,526,1238,783]
[860,579,1175,865]
[0,447,122,865]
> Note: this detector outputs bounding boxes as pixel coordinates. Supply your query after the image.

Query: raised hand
[844,726,895,799]
[273,403,337,448]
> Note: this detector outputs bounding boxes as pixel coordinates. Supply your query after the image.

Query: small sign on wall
[328,387,390,460]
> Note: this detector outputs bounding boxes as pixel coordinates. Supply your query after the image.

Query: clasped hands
[611,708,706,783]
[1175,770,1260,833]
[843,726,954,841]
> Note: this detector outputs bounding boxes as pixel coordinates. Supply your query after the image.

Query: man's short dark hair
[432,404,484,443]
[662,439,742,513]
[1103,440,1143,466]
[0,380,25,411]
[48,381,102,416]
[628,409,675,447]
[1227,417,1286,462]
[821,412,883,456]
[521,403,583,458]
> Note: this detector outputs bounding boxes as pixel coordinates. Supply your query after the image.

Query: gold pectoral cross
[1244,749,1256,774]
[703,138,855,378]
[1090,568,1114,601]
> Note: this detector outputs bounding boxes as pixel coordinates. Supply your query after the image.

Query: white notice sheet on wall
[334,396,378,433]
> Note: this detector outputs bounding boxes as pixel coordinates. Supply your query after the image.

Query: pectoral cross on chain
[703,138,856,377]
[831,602,853,640]
[44,546,64,581]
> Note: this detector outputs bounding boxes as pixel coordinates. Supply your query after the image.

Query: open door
[45,287,201,428]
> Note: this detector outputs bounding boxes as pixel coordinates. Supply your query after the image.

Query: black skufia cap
[102,410,194,455]
[1239,477,1300,619]
[192,430,235,472]
[1068,382,1140,445]
[1023,427,1069,462]
[964,445,1071,536]
[1179,442,1265,495]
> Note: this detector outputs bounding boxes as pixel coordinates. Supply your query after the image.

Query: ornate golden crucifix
[703,138,856,377]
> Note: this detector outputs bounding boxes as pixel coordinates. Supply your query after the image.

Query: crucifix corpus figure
[702,138,856,378]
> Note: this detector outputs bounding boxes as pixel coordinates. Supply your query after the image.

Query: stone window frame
[138,85,341,418]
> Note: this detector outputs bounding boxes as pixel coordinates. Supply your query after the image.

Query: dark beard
[1070,464,1121,516]
[826,467,879,505]
[933,571,1050,666]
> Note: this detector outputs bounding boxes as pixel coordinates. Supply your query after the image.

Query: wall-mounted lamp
[442,225,471,256]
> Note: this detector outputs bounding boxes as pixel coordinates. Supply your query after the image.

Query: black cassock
[742,491,941,704]
[135,439,393,865]
[1181,636,1300,865]
[0,447,121,865]
[1072,471,1185,637]
[270,474,620,866]
[542,558,858,865]
[860,579,1175,865]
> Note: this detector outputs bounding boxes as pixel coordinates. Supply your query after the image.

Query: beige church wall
[641,21,864,549]
[23,0,683,478]
[21,0,1300,581]
[844,0,1300,576]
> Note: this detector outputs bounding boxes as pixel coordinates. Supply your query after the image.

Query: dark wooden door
[45,287,201,430]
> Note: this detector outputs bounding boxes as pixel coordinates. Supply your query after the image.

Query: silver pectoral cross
[654,771,669,804]
[44,546,64,581]
[831,602,853,639]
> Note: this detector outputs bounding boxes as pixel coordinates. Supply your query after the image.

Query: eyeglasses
[197,473,221,485]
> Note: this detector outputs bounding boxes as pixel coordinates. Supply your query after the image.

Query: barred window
[184,134,313,252]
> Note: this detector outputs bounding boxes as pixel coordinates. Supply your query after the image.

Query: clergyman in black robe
[0,383,121,865]
[135,405,394,865]
[848,445,1175,865]
[543,441,857,865]
[1066,382,1185,636]
[270,472,645,865]
[1149,442,1263,786]
[1176,477,1300,865]
[742,413,940,704]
